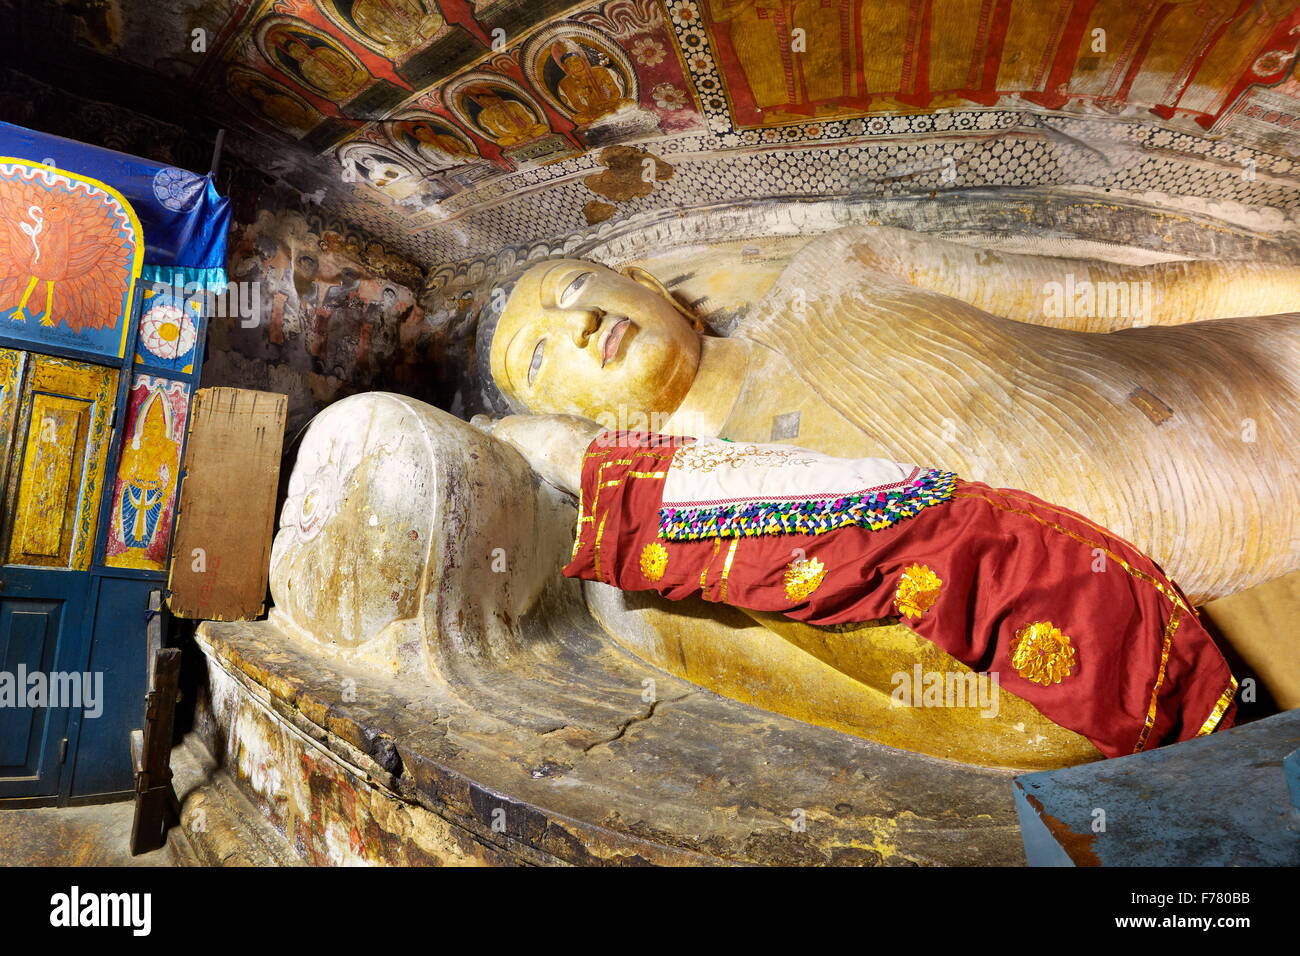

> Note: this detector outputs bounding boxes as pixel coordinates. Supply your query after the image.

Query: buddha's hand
[488,413,603,496]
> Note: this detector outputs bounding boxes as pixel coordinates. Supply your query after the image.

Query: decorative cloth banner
[0,120,230,279]
[658,436,956,539]
[565,431,1238,759]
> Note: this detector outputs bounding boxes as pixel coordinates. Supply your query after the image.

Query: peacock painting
[0,163,136,337]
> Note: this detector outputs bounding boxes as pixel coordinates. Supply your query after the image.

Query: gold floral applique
[639,542,668,582]
[1010,621,1077,686]
[784,555,827,601]
[895,563,942,619]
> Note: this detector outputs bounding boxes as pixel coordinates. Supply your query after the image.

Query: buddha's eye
[527,338,545,386]
[558,272,593,307]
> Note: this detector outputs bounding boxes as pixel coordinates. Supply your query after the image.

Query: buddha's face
[490,259,700,420]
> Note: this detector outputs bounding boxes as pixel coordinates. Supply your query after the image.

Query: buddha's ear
[619,266,706,332]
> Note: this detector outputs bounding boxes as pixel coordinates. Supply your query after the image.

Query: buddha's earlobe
[619,265,706,332]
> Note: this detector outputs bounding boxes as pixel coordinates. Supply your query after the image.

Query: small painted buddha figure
[468,88,548,147]
[551,41,631,125]
[407,122,473,169]
[350,0,434,55]
[280,35,368,101]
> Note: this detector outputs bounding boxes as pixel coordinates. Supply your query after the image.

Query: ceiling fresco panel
[2,0,1299,272]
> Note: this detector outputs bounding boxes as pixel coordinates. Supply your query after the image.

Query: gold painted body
[586,586,1100,769]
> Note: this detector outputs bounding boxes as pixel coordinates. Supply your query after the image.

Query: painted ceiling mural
[5,0,1300,271]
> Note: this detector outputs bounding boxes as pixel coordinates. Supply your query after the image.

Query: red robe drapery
[563,432,1237,758]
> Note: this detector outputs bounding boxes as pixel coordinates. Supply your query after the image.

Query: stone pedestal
[179,617,1031,866]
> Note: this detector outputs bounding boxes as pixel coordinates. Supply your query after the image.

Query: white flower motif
[653,83,687,110]
[670,1,699,27]
[687,52,715,74]
[139,302,198,360]
[631,37,666,67]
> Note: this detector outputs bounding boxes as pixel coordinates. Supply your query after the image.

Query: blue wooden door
[0,570,91,797]
[0,348,117,798]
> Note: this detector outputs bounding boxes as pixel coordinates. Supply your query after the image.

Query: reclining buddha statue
[269,224,1298,773]
[486,225,1300,605]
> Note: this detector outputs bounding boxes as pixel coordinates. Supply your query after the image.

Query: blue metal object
[1015,709,1300,866]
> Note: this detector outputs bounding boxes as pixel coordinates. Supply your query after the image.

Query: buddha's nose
[573,308,603,348]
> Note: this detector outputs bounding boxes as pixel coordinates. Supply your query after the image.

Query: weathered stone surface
[194,613,1028,866]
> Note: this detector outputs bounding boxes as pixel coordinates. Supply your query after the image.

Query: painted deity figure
[405,122,473,170]
[245,82,317,132]
[551,42,631,125]
[278,35,369,101]
[116,390,178,549]
[351,0,436,52]
[468,89,549,147]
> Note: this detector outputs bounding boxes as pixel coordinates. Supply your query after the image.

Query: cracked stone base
[186,617,1029,866]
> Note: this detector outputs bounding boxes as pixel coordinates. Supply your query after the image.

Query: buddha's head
[487,259,700,420]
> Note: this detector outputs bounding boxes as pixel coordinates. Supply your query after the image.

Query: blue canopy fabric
[0,120,230,282]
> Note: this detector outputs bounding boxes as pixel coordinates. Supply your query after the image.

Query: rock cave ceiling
[6,0,1300,281]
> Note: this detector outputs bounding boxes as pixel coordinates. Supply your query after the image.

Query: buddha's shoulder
[754,226,916,302]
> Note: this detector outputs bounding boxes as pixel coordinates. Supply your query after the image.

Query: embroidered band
[659,467,958,540]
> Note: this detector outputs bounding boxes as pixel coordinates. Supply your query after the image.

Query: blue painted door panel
[0,568,89,798]
[68,576,153,798]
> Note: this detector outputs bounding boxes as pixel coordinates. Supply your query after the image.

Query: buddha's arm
[852,225,1300,332]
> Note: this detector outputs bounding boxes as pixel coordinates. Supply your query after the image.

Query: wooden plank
[130,643,180,856]
[166,388,286,621]
[131,591,161,779]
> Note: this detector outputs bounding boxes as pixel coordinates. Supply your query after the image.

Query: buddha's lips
[601,317,631,366]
